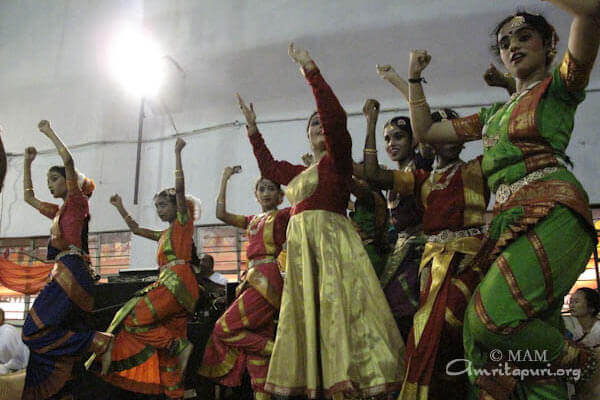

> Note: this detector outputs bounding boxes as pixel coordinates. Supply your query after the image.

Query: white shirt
[208,272,228,286]
[0,324,29,374]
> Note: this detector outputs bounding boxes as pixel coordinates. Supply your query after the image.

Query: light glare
[108,28,164,97]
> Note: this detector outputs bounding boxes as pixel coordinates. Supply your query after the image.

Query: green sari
[452,51,596,400]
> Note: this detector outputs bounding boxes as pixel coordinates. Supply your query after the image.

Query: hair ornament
[185,194,203,222]
[508,15,526,29]
[76,170,95,197]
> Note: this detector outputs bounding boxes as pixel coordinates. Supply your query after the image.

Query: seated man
[0,308,29,375]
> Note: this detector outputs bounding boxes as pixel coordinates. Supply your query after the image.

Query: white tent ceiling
[0,1,599,247]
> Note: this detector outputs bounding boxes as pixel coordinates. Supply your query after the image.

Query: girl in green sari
[405,2,600,399]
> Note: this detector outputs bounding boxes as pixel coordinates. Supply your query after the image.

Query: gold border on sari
[247,267,281,309]
[559,50,592,92]
[496,255,536,317]
[452,114,483,142]
[462,160,486,227]
[526,230,554,305]
[52,261,94,312]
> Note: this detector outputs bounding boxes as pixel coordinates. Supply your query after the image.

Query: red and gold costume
[101,206,201,399]
[199,208,290,399]
[395,157,490,400]
[22,179,102,400]
[249,64,404,399]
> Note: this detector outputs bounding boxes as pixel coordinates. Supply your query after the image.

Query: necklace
[428,159,464,190]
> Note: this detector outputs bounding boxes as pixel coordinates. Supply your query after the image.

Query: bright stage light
[107,27,165,97]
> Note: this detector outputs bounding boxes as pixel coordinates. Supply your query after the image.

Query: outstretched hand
[483,63,513,89]
[301,153,314,167]
[408,50,431,78]
[362,99,380,120]
[38,120,52,135]
[236,93,257,133]
[24,147,37,163]
[288,42,312,67]
[376,64,401,81]
[109,194,123,208]
[222,165,242,180]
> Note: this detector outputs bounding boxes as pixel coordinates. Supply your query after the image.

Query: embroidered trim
[526,231,554,305]
[494,167,559,205]
[496,255,536,317]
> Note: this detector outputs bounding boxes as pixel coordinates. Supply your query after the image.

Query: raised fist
[362,99,380,120]
[408,50,431,78]
[24,147,37,163]
[175,137,186,153]
[109,194,123,208]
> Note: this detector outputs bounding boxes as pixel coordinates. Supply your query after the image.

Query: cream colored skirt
[265,210,405,399]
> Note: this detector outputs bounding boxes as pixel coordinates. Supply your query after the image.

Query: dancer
[22,120,110,400]
[101,138,202,399]
[199,166,290,400]
[364,106,489,399]
[374,66,436,341]
[237,43,404,399]
[407,4,600,398]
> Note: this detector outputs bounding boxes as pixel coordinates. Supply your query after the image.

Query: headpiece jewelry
[508,15,526,29]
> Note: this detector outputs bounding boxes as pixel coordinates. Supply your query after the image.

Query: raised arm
[376,64,409,101]
[23,147,43,210]
[362,99,394,189]
[289,43,353,175]
[110,194,161,241]
[237,93,305,185]
[216,166,247,228]
[174,138,187,216]
[548,1,600,68]
[38,120,76,182]
[483,63,516,95]
[407,51,471,145]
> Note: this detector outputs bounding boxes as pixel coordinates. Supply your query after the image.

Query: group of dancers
[5,1,600,399]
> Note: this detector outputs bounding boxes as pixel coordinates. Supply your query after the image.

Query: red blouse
[38,181,89,250]
[248,66,352,216]
[393,157,489,234]
[233,208,291,260]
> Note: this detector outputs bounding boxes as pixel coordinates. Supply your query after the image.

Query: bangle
[408,98,428,106]
[363,148,377,154]
[25,188,34,192]
[408,77,427,84]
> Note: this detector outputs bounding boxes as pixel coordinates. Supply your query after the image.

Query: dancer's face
[47,170,67,199]
[498,24,546,80]
[383,125,411,162]
[255,178,282,211]
[435,143,463,162]
[154,195,177,223]
[307,115,326,153]
[570,291,592,317]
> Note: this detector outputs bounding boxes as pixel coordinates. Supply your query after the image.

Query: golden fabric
[285,162,319,205]
[461,160,486,227]
[559,50,592,92]
[265,210,405,397]
[412,237,482,346]
[452,114,483,142]
[247,267,281,309]
[392,171,415,198]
